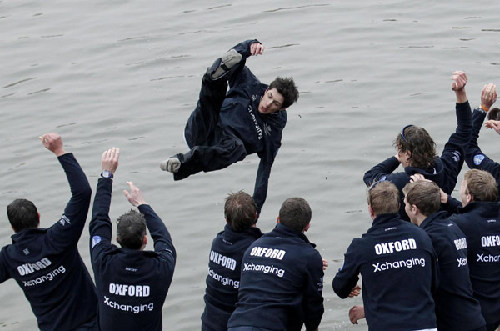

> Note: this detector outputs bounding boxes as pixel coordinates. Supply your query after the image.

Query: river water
[1,0,499,329]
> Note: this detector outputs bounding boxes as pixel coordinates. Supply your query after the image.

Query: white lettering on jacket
[17,258,52,276]
[374,239,417,255]
[249,247,286,260]
[248,105,263,140]
[454,238,467,250]
[109,283,150,297]
[209,251,237,271]
[481,235,500,247]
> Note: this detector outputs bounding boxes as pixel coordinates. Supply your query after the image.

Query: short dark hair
[117,210,147,250]
[394,126,436,168]
[403,181,441,216]
[464,169,498,202]
[269,77,299,109]
[487,108,500,121]
[7,199,39,232]
[278,198,312,233]
[367,181,400,215]
[224,191,257,232]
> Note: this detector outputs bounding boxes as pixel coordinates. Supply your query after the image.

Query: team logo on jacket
[92,236,102,248]
[473,154,485,165]
[452,151,461,162]
[263,122,272,136]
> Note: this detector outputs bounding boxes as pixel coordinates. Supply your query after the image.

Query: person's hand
[485,120,500,134]
[481,83,497,111]
[250,42,264,56]
[349,305,365,324]
[40,133,65,157]
[322,258,328,271]
[348,285,361,298]
[101,148,120,174]
[123,181,146,207]
[451,71,467,91]
[410,173,428,183]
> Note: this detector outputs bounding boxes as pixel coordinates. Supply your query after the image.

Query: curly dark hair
[394,125,436,168]
[269,77,299,109]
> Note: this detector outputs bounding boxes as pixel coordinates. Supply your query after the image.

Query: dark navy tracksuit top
[201,224,262,331]
[465,108,500,200]
[180,39,286,214]
[449,202,500,327]
[363,102,471,220]
[420,211,485,330]
[89,178,176,331]
[227,223,324,331]
[332,213,437,331]
[0,153,97,330]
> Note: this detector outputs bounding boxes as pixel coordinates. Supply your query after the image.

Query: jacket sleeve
[332,241,361,298]
[228,39,261,90]
[89,178,114,266]
[253,131,282,214]
[302,251,325,331]
[46,153,92,250]
[440,195,462,214]
[465,108,500,178]
[0,250,9,283]
[439,102,472,193]
[363,156,400,186]
[137,204,176,269]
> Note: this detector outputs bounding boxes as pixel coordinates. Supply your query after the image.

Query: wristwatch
[101,170,113,179]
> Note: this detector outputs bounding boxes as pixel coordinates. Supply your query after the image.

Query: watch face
[102,170,113,178]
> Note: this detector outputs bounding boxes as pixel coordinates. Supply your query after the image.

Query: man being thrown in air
[160,39,299,214]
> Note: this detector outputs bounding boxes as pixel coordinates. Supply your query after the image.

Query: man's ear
[276,216,280,224]
[466,192,473,205]
[37,212,41,227]
[142,235,147,249]
[303,223,311,233]
[368,204,376,219]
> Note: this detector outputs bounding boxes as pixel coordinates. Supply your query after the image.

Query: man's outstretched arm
[123,182,177,267]
[45,133,92,249]
[89,148,119,262]
[465,84,500,179]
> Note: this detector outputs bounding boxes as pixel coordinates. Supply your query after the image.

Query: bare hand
[451,71,467,91]
[123,182,146,207]
[40,133,65,157]
[349,305,365,324]
[481,83,497,111]
[348,285,361,298]
[485,120,500,134]
[322,258,328,271]
[101,148,120,174]
[250,42,264,56]
[410,173,428,183]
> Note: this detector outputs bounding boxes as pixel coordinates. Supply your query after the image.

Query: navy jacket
[363,102,471,220]
[228,223,324,331]
[449,201,500,326]
[332,213,437,331]
[0,153,97,331]
[89,178,176,331]
[420,211,485,330]
[202,224,262,330]
[221,40,287,213]
[465,108,500,200]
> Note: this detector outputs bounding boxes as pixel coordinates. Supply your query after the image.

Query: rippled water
[1,0,499,329]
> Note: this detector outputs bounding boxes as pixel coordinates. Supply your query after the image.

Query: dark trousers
[174,73,247,180]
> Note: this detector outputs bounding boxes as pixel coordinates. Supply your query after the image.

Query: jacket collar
[420,210,449,230]
[272,223,315,247]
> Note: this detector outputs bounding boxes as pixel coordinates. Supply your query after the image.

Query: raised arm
[228,39,263,89]
[89,148,119,261]
[123,182,177,265]
[45,133,92,249]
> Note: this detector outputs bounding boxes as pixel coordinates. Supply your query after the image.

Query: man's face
[258,88,285,114]
[397,147,411,168]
